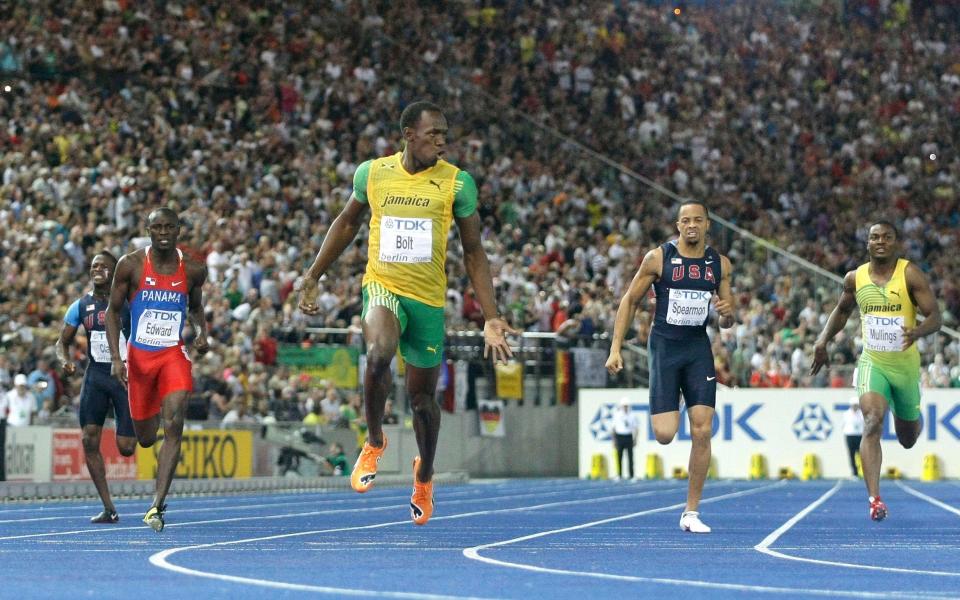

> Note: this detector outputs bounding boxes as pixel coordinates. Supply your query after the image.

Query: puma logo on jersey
[428,179,442,191]
[426,345,438,354]
[889,290,900,297]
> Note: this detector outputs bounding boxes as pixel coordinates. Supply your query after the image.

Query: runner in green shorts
[296,101,519,527]
[362,282,445,369]
[812,221,941,522]
[855,358,921,421]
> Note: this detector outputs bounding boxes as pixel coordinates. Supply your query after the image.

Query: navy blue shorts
[79,368,135,437]
[647,333,717,415]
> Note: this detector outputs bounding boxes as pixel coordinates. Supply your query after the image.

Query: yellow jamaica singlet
[353,152,478,307]
[855,258,920,369]
[854,258,922,419]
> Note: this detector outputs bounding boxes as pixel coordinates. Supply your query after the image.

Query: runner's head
[867,220,899,261]
[90,251,118,286]
[146,207,181,251]
[676,201,710,246]
[400,100,447,169]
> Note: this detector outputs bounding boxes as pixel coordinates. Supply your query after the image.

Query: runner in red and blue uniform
[106,207,209,532]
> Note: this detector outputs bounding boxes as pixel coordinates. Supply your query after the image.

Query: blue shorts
[647,332,717,415]
[79,368,135,437]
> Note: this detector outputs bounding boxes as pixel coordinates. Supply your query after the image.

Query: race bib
[379,216,432,263]
[135,309,182,347]
[863,315,904,352]
[666,288,711,326]
[89,330,127,363]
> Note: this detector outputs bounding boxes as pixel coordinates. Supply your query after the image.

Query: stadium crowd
[1,0,958,426]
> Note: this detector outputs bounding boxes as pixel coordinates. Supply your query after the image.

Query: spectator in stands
[222,399,254,426]
[320,385,342,423]
[0,0,956,421]
[254,325,278,366]
[4,374,36,427]
[382,399,399,425]
[27,358,57,411]
[302,400,324,427]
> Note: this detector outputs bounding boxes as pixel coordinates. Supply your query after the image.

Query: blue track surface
[1,479,958,599]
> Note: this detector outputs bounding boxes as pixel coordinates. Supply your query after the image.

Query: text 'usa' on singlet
[651,241,721,340]
[64,293,130,370]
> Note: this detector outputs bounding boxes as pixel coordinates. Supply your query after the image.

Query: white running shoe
[679,511,711,533]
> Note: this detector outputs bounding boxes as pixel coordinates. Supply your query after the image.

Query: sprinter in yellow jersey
[812,221,941,522]
[296,101,518,525]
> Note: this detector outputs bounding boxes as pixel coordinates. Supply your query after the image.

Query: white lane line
[0,482,596,524]
[148,484,693,598]
[0,489,357,513]
[463,482,954,599]
[755,480,960,578]
[755,480,843,554]
[0,516,71,524]
[0,478,598,517]
[0,482,687,542]
[897,481,960,518]
[0,492,333,515]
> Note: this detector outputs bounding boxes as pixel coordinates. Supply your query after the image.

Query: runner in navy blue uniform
[606,201,735,533]
[56,251,136,523]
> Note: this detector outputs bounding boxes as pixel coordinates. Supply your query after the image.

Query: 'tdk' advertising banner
[579,388,960,479]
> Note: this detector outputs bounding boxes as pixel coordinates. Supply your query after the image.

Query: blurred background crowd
[1,0,958,428]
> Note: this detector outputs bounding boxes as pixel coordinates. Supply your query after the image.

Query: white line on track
[464,481,954,599]
[896,481,960,518]
[148,483,696,598]
[755,479,960,578]
[0,481,688,542]
[0,479,603,524]
[0,479,592,515]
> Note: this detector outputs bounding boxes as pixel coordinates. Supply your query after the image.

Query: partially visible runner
[56,251,136,523]
[106,208,209,532]
[812,220,941,521]
[298,100,517,525]
[606,201,735,533]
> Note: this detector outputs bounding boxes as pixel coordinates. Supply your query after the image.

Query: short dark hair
[677,200,710,219]
[870,220,899,239]
[93,250,118,266]
[400,100,443,132]
[147,206,179,225]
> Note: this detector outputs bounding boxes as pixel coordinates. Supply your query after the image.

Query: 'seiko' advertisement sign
[137,429,252,479]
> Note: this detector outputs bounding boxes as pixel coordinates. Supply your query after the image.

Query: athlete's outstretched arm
[715,255,735,329]
[903,263,941,349]
[811,270,857,376]
[187,261,209,355]
[606,248,661,375]
[55,320,79,376]
[106,255,134,387]
[457,211,519,365]
[298,196,368,315]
